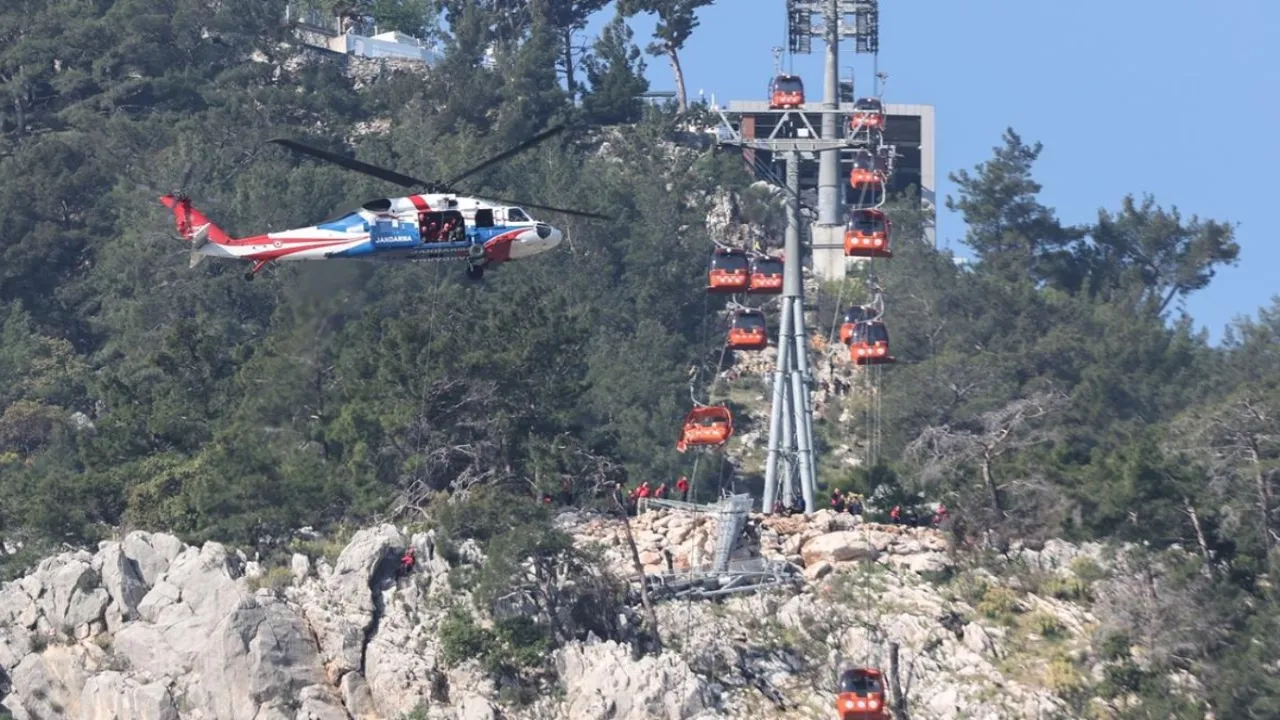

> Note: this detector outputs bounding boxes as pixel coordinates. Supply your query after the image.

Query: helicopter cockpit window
[506,208,530,223]
[839,672,882,694]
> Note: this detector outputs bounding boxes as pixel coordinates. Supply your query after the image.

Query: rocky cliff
[0,508,1127,719]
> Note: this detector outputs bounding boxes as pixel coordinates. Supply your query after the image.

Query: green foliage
[439,607,496,667]
[438,606,550,686]
[581,14,648,125]
[976,586,1023,624]
[0,2,1275,711]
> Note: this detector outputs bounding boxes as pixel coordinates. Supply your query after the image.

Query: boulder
[304,524,404,681]
[99,543,149,621]
[557,640,707,720]
[800,531,879,565]
[79,671,179,720]
[196,595,327,720]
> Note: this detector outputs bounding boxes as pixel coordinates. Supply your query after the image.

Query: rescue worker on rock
[654,482,668,499]
[636,481,651,513]
[830,488,846,512]
[676,476,690,502]
[848,493,864,517]
[933,503,949,526]
[890,505,902,524]
[560,479,573,506]
[398,547,416,578]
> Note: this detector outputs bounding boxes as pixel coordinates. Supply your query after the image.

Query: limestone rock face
[555,640,709,720]
[1,508,1110,720]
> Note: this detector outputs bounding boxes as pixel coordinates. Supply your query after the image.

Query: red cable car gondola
[676,406,734,452]
[769,74,805,109]
[707,248,750,294]
[844,209,892,258]
[747,254,784,294]
[838,306,869,345]
[848,97,885,133]
[849,321,896,366]
[849,149,885,189]
[727,309,768,351]
[836,668,891,720]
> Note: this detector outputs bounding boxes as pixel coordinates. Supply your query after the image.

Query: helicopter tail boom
[159,195,235,246]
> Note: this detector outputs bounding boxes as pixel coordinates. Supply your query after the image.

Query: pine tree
[581,15,648,125]
[616,0,713,112]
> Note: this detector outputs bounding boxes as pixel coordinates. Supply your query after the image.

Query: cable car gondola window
[711,251,749,272]
[774,76,804,93]
[754,257,783,273]
[850,212,883,231]
[854,98,883,113]
[734,312,766,331]
[853,322,889,345]
[839,672,883,694]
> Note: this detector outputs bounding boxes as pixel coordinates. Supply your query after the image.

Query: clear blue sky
[585,0,1279,342]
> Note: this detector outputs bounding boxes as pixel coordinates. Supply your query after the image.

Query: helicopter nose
[541,224,563,248]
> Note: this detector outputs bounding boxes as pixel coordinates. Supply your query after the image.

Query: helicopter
[158,125,612,281]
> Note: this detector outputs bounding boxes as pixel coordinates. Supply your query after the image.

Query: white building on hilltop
[284,3,441,64]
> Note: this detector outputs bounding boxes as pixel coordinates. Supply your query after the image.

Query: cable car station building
[720,100,936,280]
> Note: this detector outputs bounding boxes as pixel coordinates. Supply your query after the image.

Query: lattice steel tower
[712,1,879,514]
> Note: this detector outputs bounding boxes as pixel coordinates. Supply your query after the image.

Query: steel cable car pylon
[761,151,817,515]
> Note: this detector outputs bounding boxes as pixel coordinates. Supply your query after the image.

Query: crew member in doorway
[676,475,690,502]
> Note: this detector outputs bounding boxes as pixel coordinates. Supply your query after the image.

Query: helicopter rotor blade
[443,125,566,189]
[486,196,614,221]
[266,138,431,189]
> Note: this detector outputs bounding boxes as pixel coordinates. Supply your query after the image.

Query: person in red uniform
[655,482,668,499]
[676,476,690,502]
[399,547,416,577]
[636,481,651,512]
[830,488,846,512]
[890,505,902,524]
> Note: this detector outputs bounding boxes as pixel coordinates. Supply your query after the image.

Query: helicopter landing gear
[244,259,269,281]
[465,264,485,282]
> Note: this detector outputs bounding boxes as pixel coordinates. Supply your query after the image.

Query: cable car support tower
[714,0,878,515]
